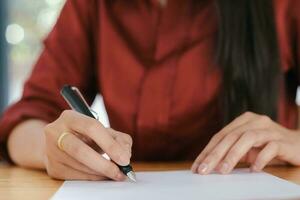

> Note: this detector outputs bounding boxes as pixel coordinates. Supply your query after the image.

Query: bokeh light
[5,24,25,45]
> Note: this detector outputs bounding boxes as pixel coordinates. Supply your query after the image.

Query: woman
[1,0,300,181]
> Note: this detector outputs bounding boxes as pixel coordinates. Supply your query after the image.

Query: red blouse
[0,0,300,161]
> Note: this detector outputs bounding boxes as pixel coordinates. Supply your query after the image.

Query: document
[52,169,300,200]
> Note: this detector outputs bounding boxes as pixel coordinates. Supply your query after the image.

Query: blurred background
[7,0,65,103]
[0,0,299,127]
[1,0,110,126]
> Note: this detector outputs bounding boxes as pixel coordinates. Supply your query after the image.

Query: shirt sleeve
[0,0,99,161]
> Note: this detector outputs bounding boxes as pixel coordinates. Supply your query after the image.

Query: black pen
[60,85,136,182]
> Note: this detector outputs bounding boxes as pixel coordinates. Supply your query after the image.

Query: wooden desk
[1,162,300,200]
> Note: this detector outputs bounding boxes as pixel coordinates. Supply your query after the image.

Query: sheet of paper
[52,169,300,200]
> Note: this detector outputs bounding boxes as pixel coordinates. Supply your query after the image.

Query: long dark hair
[215,0,281,124]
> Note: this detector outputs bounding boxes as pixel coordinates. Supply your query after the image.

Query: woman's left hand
[191,112,300,175]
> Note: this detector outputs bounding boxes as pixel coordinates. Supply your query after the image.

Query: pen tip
[127,171,137,182]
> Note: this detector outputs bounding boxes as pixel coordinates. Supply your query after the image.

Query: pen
[60,85,137,182]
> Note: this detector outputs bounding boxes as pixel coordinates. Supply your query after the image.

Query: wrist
[8,120,47,169]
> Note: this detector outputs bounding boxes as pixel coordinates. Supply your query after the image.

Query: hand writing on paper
[44,110,132,181]
[191,112,300,175]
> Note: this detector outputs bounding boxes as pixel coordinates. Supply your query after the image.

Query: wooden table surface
[1,162,300,200]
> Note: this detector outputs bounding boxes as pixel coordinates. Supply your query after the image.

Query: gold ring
[57,132,71,151]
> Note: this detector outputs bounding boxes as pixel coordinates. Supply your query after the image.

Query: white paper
[52,169,300,200]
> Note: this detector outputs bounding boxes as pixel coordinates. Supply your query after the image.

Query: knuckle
[258,115,271,125]
[243,111,253,117]
[210,133,222,143]
[61,110,74,118]
[59,110,78,125]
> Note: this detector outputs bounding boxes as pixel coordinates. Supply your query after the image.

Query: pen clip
[70,86,99,120]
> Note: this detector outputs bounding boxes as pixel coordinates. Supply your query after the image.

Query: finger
[221,130,277,174]
[76,134,103,154]
[61,110,131,165]
[252,141,280,172]
[195,115,275,175]
[241,147,261,163]
[239,147,285,166]
[195,130,243,175]
[219,130,275,174]
[51,144,101,176]
[48,162,108,181]
[215,162,223,173]
[191,112,256,172]
[60,132,126,181]
[107,128,132,153]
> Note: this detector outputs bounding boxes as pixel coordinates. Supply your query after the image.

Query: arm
[4,1,133,181]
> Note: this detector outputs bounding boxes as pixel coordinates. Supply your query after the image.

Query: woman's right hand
[44,110,132,181]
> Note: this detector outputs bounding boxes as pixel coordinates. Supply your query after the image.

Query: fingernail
[220,162,229,174]
[198,163,208,174]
